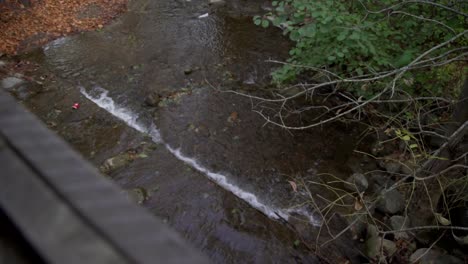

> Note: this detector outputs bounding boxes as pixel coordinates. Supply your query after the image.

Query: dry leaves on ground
[0,0,127,54]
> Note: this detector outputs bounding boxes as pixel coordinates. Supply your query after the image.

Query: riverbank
[0,0,127,54]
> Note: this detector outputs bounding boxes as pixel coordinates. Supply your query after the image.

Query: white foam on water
[80,86,320,225]
[165,146,283,219]
[80,86,161,142]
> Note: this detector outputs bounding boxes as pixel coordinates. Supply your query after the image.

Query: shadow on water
[19,0,363,262]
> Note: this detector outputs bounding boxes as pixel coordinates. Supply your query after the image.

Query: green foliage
[255,0,466,96]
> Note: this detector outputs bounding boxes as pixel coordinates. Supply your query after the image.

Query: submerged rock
[100,142,157,174]
[144,92,161,107]
[125,187,150,204]
[100,154,131,174]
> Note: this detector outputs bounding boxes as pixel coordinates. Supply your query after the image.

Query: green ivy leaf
[253,17,261,26]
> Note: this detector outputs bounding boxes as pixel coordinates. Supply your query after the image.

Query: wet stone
[125,187,149,204]
[144,93,161,107]
[100,154,131,174]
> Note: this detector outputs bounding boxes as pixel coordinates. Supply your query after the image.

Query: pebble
[144,93,161,107]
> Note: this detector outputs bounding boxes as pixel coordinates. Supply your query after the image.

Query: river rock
[125,187,149,204]
[379,160,401,174]
[390,215,410,239]
[100,154,131,174]
[1,77,24,90]
[376,189,405,214]
[144,93,160,107]
[365,236,397,261]
[400,160,416,175]
[0,60,6,67]
[345,173,368,193]
[366,224,379,239]
[369,172,395,193]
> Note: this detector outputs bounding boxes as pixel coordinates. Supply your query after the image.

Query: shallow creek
[16,0,363,262]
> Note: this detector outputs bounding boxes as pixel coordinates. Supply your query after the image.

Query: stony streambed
[0,0,376,262]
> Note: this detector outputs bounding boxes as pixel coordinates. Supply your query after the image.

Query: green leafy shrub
[254,0,466,96]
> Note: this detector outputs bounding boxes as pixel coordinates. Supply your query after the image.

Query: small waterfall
[80,86,320,225]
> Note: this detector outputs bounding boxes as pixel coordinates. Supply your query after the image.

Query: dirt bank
[0,0,127,54]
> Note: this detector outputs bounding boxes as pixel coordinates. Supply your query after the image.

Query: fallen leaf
[354,198,363,211]
[288,180,298,192]
[435,213,451,226]
[293,240,300,247]
[227,112,238,123]
[138,153,149,158]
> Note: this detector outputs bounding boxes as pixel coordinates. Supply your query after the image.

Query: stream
[14,0,363,262]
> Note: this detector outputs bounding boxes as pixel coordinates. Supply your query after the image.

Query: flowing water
[17,0,363,262]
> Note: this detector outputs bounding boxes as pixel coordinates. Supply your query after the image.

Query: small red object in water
[72,103,80,110]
